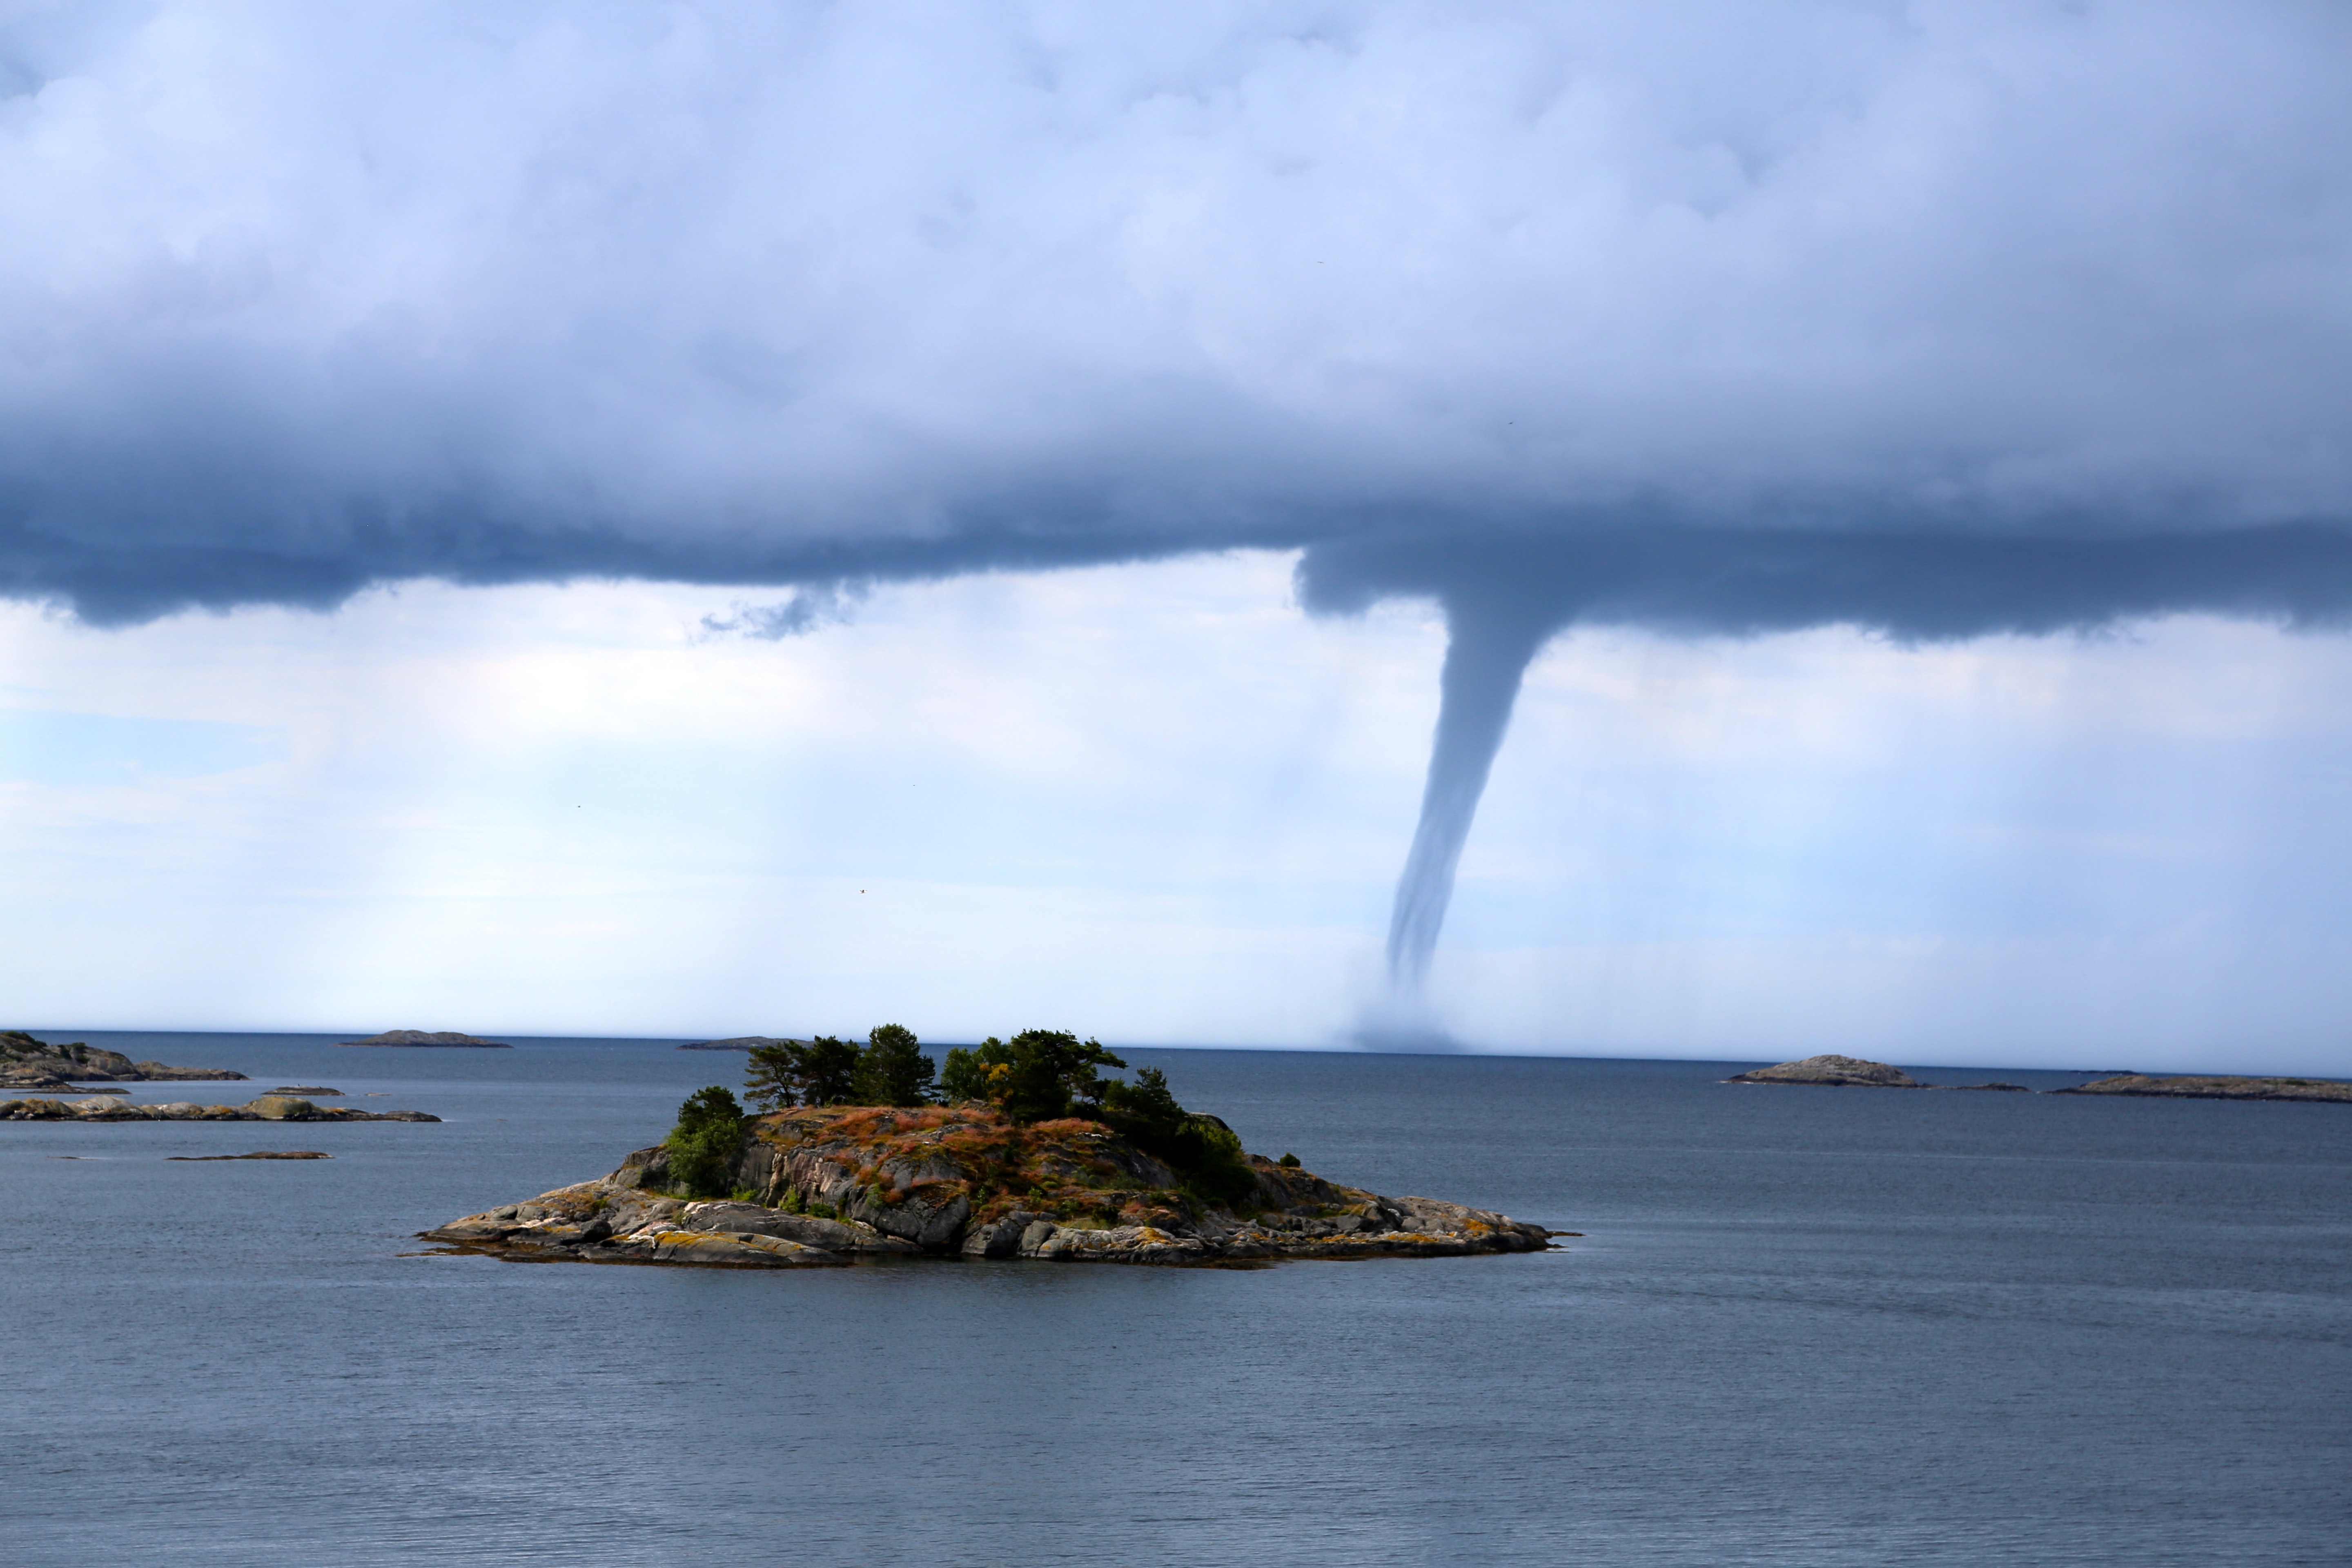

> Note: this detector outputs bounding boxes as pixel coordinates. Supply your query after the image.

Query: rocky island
[1,1093,439,1122]
[2052,1074,2352,1103]
[1,1030,247,1092]
[1725,1055,2348,1100]
[337,1029,512,1048]
[1727,1054,1923,1087]
[425,1027,1556,1269]
[1725,1054,2026,1090]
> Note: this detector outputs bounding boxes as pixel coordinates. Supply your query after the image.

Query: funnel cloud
[4,3,2350,1000]
[1307,524,2352,993]
[1383,597,1556,992]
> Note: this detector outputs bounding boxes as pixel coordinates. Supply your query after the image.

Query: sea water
[2,1038,2345,1566]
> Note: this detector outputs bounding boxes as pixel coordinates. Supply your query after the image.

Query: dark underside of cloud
[0,505,1249,630]
[1296,523,2352,644]
[16,503,2352,641]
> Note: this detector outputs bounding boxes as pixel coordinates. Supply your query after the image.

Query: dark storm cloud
[0,0,2345,628]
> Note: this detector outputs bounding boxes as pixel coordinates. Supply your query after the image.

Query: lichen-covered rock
[1020,1223,1214,1263]
[1726,1054,1922,1087]
[422,1104,1557,1269]
[422,1180,845,1267]
[637,1229,837,1266]
[676,1200,918,1254]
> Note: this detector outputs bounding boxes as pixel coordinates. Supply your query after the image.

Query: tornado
[1384,597,1561,994]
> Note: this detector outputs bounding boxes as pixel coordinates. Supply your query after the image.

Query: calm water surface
[3,1037,2346,1566]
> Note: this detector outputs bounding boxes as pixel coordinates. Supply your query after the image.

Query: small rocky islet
[337,1029,511,1048]
[2050,1073,2352,1103]
[1,1030,438,1121]
[426,1101,1557,1270]
[2,1093,437,1123]
[1728,1053,2350,1101]
[1,1030,247,1094]
[168,1150,333,1160]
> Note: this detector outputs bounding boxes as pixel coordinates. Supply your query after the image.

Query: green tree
[664,1085,748,1198]
[1097,1065,1256,1207]
[993,1029,1126,1123]
[851,1023,936,1106]
[744,1041,800,1111]
[794,1036,862,1105]
[737,1038,861,1111]
[939,1037,1013,1103]
[1098,1065,1185,1143]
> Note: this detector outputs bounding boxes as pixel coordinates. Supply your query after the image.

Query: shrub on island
[663,1086,749,1199]
[727,1023,1259,1208]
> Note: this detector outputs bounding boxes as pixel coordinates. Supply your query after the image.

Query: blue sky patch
[0,709,286,785]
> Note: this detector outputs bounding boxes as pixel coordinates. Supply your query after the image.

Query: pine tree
[793,1036,861,1105]
[851,1023,936,1106]
[744,1041,799,1111]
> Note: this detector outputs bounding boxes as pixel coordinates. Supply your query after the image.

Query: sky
[3,2,2350,1071]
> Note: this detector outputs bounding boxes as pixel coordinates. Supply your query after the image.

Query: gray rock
[0,1032,246,1083]
[678,1200,917,1254]
[960,1211,1045,1259]
[611,1145,671,1189]
[1025,1224,1213,1264]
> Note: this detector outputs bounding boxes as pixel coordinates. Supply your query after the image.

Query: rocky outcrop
[0,1030,247,1086]
[336,1029,510,1047]
[168,1150,332,1160]
[423,1104,1558,1269]
[1726,1054,1922,1087]
[0,1094,439,1122]
[2051,1074,2352,1103]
